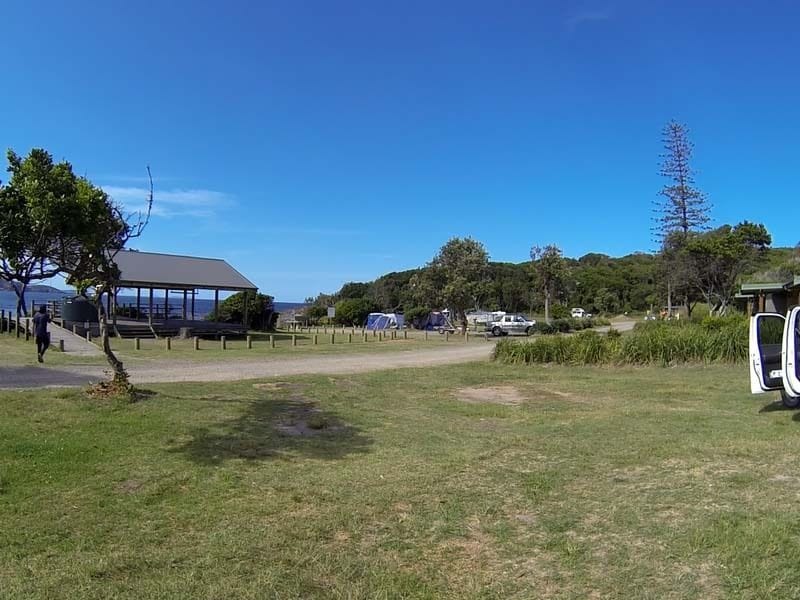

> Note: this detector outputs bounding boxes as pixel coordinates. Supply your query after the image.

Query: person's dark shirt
[33,313,50,338]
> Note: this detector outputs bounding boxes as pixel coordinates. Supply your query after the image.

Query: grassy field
[2,362,799,598]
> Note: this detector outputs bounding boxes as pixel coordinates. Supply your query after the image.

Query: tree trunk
[96,292,127,384]
[544,290,551,324]
[459,309,468,334]
[13,282,28,317]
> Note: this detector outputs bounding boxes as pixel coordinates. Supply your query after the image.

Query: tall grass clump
[493,315,748,366]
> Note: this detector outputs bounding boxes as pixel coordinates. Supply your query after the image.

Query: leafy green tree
[531,244,567,323]
[62,171,152,388]
[684,222,771,314]
[334,297,377,326]
[208,292,276,330]
[414,238,490,332]
[0,149,82,315]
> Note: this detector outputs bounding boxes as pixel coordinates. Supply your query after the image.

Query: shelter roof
[114,250,257,291]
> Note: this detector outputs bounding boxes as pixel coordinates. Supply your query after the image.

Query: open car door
[749,312,786,394]
[782,307,800,398]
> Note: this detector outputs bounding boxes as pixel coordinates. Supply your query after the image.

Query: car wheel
[525,326,532,335]
[781,390,800,409]
[491,326,502,337]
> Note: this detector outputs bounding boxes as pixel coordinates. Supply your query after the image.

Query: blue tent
[365,312,405,330]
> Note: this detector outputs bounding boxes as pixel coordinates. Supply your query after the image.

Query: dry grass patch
[456,385,524,405]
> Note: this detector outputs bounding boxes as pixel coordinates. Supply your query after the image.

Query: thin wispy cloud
[565,8,611,31]
[102,185,234,219]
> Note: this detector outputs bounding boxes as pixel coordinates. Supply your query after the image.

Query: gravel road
[0,343,496,389]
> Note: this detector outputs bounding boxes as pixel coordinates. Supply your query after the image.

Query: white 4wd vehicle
[488,314,536,336]
[749,308,800,407]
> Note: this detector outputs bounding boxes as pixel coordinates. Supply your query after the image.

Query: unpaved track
[0,343,495,389]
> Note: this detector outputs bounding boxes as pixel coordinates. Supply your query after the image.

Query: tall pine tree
[654,120,711,238]
[653,120,711,317]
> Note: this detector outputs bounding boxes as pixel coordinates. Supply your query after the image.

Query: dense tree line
[304,242,789,325]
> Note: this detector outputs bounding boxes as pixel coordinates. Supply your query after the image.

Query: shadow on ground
[169,384,373,464]
[0,366,98,389]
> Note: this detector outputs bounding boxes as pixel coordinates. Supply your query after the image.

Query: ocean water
[0,290,305,317]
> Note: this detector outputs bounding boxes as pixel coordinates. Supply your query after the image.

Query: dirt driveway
[0,343,495,389]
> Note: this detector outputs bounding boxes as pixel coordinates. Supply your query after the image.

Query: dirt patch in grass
[115,479,145,494]
[456,386,524,406]
[274,400,349,437]
[252,382,289,391]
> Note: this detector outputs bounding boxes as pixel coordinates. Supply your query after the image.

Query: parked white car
[488,314,536,336]
[749,308,800,407]
[571,307,586,318]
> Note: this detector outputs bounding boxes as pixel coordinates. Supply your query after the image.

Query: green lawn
[1,362,798,598]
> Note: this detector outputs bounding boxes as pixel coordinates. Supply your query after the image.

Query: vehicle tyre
[781,390,800,409]
[525,326,532,336]
[491,326,502,337]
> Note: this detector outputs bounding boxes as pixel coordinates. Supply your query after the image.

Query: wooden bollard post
[323,325,327,334]
[220,336,226,350]
[194,336,200,350]
[247,335,252,349]
[134,337,140,350]
[362,332,367,342]
[165,337,171,350]
[378,331,383,341]
[86,331,92,342]
[403,330,408,340]
[292,334,297,347]
[58,339,65,352]
[0,310,4,333]
[445,331,450,342]
[15,316,20,338]
[348,333,352,343]
[330,333,335,345]
[72,324,78,335]
[424,330,428,341]
[269,334,275,348]
[25,319,30,341]
[465,332,469,342]
[313,334,318,345]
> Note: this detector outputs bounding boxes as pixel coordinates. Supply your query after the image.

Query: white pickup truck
[749,307,800,407]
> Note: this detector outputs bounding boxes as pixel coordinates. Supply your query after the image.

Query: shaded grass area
[2,363,799,598]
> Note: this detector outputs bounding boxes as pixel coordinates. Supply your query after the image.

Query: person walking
[33,305,51,363]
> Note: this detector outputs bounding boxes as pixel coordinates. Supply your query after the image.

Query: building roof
[114,250,258,291]
[739,277,800,296]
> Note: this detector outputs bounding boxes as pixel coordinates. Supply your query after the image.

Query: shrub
[493,317,748,367]
[551,304,571,319]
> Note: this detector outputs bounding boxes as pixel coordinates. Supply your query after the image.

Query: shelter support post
[182,290,187,320]
[214,290,219,322]
[191,291,196,321]
[148,288,154,325]
[136,288,141,321]
[243,290,249,330]
[165,288,169,320]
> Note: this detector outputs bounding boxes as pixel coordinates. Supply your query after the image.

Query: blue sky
[4,1,799,301]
